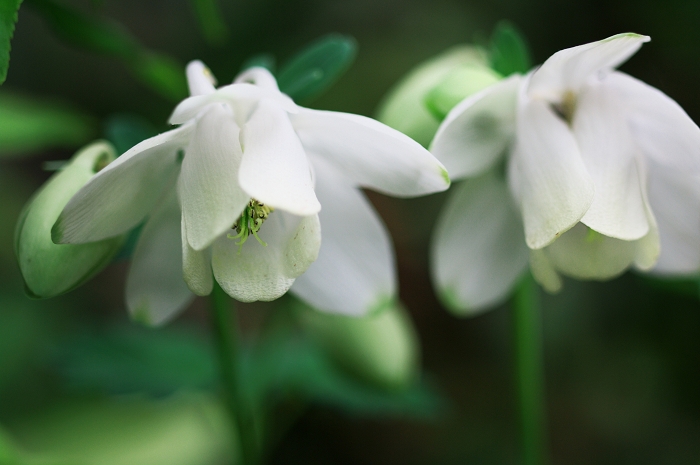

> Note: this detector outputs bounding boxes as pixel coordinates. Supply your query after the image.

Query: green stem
[512,272,548,465]
[209,282,257,465]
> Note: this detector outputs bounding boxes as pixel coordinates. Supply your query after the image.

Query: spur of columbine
[53,61,450,325]
[429,33,700,315]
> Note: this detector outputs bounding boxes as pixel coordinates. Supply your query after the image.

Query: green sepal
[15,140,126,298]
[277,34,357,103]
[292,297,420,391]
[489,20,532,76]
[0,0,24,85]
[424,64,503,120]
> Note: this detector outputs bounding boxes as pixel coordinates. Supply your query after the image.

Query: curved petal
[543,223,637,280]
[529,248,562,293]
[126,187,194,326]
[186,60,217,96]
[181,216,213,295]
[238,99,320,216]
[430,74,520,179]
[53,125,192,244]
[169,83,298,125]
[234,67,280,91]
[292,108,450,197]
[574,82,649,240]
[605,71,700,173]
[291,154,396,316]
[528,33,650,101]
[509,96,595,249]
[646,157,700,274]
[431,172,529,315]
[178,105,249,251]
[212,211,321,302]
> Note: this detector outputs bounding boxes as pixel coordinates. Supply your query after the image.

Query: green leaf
[25,0,187,101]
[489,20,532,76]
[277,34,357,103]
[103,113,159,155]
[0,92,97,158]
[0,0,23,85]
[188,0,228,46]
[15,141,125,298]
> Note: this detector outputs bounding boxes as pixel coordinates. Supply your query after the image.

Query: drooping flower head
[430,33,700,314]
[54,61,450,324]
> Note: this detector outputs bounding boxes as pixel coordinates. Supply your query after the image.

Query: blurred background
[1,0,699,464]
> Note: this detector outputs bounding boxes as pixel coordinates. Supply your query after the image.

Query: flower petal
[212,211,321,302]
[430,74,520,180]
[291,154,396,316]
[529,248,562,293]
[53,125,192,244]
[292,108,450,196]
[509,96,595,249]
[528,33,650,101]
[574,82,649,240]
[605,71,700,173]
[234,67,280,91]
[543,223,637,280]
[178,105,249,251]
[238,99,320,216]
[431,172,529,315]
[186,60,217,96]
[646,157,700,274]
[126,188,194,326]
[181,216,213,295]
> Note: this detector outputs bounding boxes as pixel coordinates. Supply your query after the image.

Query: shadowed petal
[181,216,213,296]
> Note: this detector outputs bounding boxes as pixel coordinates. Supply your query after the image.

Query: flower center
[551,90,577,124]
[227,199,274,253]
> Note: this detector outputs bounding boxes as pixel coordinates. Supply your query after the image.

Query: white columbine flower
[53,61,450,325]
[430,33,700,315]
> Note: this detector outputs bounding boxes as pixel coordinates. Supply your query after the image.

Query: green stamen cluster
[228,199,273,253]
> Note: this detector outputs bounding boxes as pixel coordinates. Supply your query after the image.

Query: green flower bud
[15,141,125,298]
[424,64,503,120]
[296,300,420,391]
[375,45,492,147]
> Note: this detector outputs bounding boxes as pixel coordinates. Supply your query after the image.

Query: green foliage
[0,0,23,84]
[103,113,159,155]
[240,53,276,74]
[490,20,532,76]
[0,92,97,158]
[25,0,186,101]
[188,0,228,46]
[277,34,357,103]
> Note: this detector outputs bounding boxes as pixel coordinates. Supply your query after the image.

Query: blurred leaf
[0,92,97,158]
[25,0,186,101]
[277,34,357,103]
[51,325,217,396]
[103,113,158,155]
[490,20,532,76]
[424,64,502,120]
[0,0,23,85]
[635,274,700,299]
[188,0,228,46]
[240,53,275,74]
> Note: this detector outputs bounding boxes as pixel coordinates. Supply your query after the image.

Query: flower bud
[424,64,503,120]
[15,141,125,298]
[295,300,420,390]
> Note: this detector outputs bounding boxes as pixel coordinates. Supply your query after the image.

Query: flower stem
[512,272,548,465]
[209,282,257,465]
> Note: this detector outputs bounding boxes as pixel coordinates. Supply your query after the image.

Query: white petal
[186,60,217,96]
[529,248,562,293]
[53,125,193,244]
[212,212,321,302]
[126,188,194,326]
[169,83,298,125]
[431,172,529,315]
[631,156,660,271]
[605,71,700,173]
[234,67,280,91]
[528,33,650,101]
[543,223,637,280]
[238,99,320,216]
[430,74,520,179]
[292,108,450,196]
[181,216,213,295]
[291,154,396,316]
[509,96,595,249]
[178,105,249,251]
[574,82,649,240]
[646,158,700,274]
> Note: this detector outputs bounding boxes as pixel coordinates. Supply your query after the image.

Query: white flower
[53,61,450,324]
[430,33,700,315]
